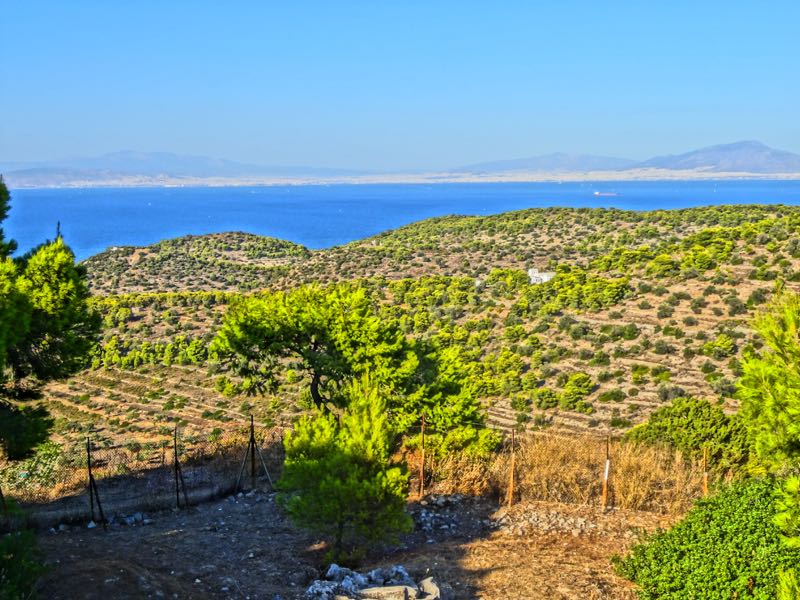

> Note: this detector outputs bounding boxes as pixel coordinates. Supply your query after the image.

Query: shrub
[614,478,800,599]
[277,380,411,562]
[558,372,594,410]
[702,333,736,360]
[625,397,750,470]
[598,389,626,403]
[0,530,43,600]
[534,388,559,410]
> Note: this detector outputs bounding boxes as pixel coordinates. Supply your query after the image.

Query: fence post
[174,426,179,508]
[702,447,709,497]
[86,436,106,525]
[87,437,95,522]
[250,415,256,491]
[507,429,516,508]
[601,436,611,511]
[419,414,426,498]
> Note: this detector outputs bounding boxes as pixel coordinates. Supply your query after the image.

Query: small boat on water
[593,191,618,197]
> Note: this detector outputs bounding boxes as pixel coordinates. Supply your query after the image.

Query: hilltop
[29,204,798,450]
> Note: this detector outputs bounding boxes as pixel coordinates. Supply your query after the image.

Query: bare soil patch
[35,492,664,599]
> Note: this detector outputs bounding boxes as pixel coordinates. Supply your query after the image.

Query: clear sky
[1,1,798,170]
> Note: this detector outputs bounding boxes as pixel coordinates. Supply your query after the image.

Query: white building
[528,267,555,285]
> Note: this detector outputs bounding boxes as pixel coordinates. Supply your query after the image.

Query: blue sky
[1,1,798,170]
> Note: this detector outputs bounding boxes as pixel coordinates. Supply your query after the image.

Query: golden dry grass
[431,434,709,514]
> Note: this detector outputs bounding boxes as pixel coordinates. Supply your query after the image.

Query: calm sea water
[7,181,800,261]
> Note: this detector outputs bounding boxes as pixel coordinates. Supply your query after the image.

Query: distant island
[4,140,800,188]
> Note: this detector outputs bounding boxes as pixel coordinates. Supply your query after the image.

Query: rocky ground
[35,491,668,599]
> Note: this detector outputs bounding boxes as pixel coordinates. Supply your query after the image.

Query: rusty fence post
[601,435,611,511]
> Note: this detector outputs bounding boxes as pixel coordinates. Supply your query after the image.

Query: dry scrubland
[8,204,799,598]
[52,205,800,449]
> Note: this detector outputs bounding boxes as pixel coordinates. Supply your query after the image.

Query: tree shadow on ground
[0,388,52,460]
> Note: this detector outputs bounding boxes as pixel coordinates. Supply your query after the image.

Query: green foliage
[778,569,800,600]
[0,530,43,600]
[738,293,800,471]
[1,237,100,383]
[614,478,800,599]
[624,397,750,471]
[0,403,53,460]
[514,265,630,316]
[701,333,736,360]
[0,176,17,259]
[646,254,679,277]
[559,372,594,410]
[212,283,419,408]
[277,379,411,562]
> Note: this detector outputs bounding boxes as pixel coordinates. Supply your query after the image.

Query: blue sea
[7,181,800,261]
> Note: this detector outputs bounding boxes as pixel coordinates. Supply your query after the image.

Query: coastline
[6,168,800,189]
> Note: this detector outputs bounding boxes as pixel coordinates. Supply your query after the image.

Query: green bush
[614,478,800,599]
[624,397,750,470]
[0,530,43,600]
[277,379,411,563]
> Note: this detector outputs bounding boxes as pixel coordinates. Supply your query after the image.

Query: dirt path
[35,492,661,599]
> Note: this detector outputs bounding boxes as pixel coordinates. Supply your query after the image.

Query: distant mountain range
[0,151,368,186]
[456,141,800,175]
[635,141,800,173]
[3,141,799,187]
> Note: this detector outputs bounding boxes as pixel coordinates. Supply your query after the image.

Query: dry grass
[431,434,709,514]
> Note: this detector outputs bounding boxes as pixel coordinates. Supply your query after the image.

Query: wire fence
[0,422,286,527]
[0,416,721,529]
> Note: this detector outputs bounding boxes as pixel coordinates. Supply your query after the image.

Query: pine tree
[211,284,418,409]
[738,292,800,595]
[277,378,411,562]
[738,292,800,471]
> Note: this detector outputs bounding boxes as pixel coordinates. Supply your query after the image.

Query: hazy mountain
[457,153,636,173]
[1,151,368,186]
[635,141,800,173]
[3,142,800,187]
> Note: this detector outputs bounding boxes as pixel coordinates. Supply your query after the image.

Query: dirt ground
[35,491,667,599]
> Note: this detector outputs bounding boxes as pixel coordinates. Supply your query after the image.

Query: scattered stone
[418,577,454,600]
[304,580,339,599]
[360,585,418,599]
[305,564,437,600]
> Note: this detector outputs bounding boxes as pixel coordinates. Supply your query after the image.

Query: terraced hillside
[28,205,800,449]
[85,232,309,293]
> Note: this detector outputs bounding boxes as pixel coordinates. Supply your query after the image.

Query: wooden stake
[419,414,426,498]
[507,429,516,508]
[601,436,611,511]
[702,447,709,497]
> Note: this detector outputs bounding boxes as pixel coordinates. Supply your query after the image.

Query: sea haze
[9,181,800,261]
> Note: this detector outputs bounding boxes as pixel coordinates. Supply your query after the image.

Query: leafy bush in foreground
[277,379,411,563]
[614,478,800,599]
[0,530,43,600]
